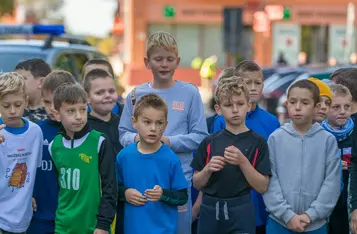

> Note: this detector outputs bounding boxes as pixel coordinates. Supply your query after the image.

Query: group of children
[0,30,357,234]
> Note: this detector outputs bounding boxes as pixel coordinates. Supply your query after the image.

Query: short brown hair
[218,67,235,81]
[82,58,114,77]
[330,68,357,102]
[83,69,113,93]
[53,83,88,111]
[0,72,26,99]
[235,60,261,73]
[146,32,178,57]
[215,76,250,104]
[133,94,168,120]
[15,58,51,78]
[288,80,320,105]
[42,70,76,94]
[329,83,352,98]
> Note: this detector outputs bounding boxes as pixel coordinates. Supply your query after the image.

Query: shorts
[198,193,255,234]
[27,218,55,234]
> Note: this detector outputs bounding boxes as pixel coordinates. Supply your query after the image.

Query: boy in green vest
[49,83,117,234]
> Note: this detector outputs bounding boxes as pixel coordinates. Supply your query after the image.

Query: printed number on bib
[60,168,80,190]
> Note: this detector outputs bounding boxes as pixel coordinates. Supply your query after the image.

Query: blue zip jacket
[32,119,61,221]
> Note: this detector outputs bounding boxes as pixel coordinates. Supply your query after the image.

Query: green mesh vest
[51,130,102,234]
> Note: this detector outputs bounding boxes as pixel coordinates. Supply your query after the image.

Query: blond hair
[0,72,26,99]
[215,76,250,104]
[329,83,352,98]
[146,31,178,57]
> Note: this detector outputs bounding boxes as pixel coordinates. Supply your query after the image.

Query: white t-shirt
[0,119,43,232]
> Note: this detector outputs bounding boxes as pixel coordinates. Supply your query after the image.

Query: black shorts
[198,193,255,234]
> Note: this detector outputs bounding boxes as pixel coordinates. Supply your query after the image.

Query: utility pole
[344,2,355,63]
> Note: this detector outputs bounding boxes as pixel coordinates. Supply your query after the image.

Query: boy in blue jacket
[27,70,76,234]
[263,80,341,234]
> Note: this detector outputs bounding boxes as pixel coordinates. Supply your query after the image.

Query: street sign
[163,5,176,18]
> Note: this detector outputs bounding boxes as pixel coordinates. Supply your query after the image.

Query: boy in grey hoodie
[263,80,341,234]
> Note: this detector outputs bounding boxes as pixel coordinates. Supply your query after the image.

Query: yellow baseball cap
[308,77,332,101]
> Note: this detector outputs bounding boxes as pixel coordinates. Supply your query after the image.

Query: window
[54,53,76,75]
[148,24,226,67]
[72,53,89,77]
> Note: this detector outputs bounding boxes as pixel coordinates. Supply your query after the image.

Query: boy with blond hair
[119,31,207,234]
[0,72,43,234]
[321,84,353,234]
[191,76,271,234]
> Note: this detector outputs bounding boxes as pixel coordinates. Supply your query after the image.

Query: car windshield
[0,53,47,72]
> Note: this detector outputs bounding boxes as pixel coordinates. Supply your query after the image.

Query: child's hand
[287,215,305,232]
[205,156,226,173]
[145,185,163,202]
[125,188,147,206]
[0,124,6,144]
[299,214,311,228]
[93,229,108,234]
[342,160,348,170]
[224,146,247,166]
[32,197,37,212]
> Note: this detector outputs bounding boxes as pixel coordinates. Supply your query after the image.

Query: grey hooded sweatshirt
[263,122,341,232]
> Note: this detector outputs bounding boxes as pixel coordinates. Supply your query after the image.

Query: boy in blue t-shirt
[27,70,77,234]
[207,61,280,234]
[116,94,188,234]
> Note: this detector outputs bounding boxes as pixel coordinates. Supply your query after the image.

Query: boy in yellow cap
[308,77,333,123]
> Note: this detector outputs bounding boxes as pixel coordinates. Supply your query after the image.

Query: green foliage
[0,0,15,16]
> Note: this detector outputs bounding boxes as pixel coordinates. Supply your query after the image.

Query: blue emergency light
[0,24,65,36]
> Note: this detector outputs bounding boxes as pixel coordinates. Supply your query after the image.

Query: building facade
[121,0,357,86]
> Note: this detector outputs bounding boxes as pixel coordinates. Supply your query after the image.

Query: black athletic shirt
[191,129,271,199]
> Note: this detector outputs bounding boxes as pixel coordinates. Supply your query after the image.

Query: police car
[0,24,107,80]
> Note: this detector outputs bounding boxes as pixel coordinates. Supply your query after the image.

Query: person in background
[320,84,353,234]
[334,68,357,233]
[119,31,208,234]
[116,94,188,234]
[0,72,43,234]
[83,68,123,234]
[82,58,124,116]
[307,78,332,124]
[191,76,271,234]
[206,67,235,133]
[330,68,357,117]
[27,70,77,234]
[263,80,341,234]
[84,68,123,154]
[14,58,52,122]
